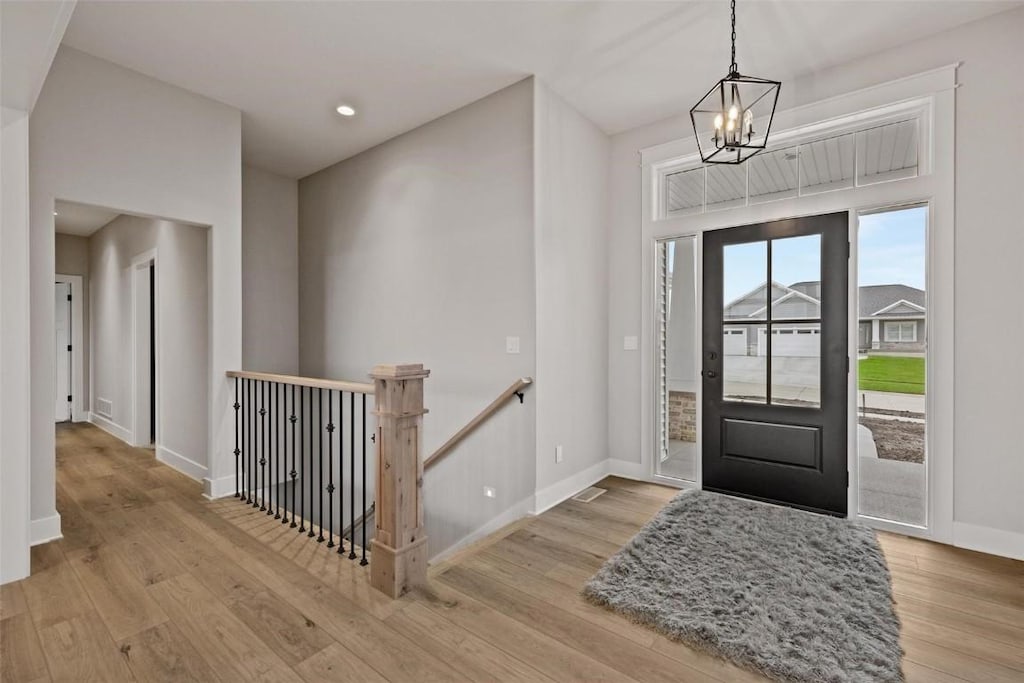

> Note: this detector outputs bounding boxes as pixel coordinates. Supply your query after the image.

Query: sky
[667,205,927,303]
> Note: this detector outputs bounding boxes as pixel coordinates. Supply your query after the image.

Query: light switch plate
[506,336,520,354]
[623,335,639,351]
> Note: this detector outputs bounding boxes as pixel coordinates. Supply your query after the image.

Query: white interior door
[55,282,71,421]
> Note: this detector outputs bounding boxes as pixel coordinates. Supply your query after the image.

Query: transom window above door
[656,100,929,220]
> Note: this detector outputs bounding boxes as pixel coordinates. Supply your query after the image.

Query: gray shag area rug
[583,490,903,683]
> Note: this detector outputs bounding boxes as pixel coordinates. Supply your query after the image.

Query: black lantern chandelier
[690,0,781,164]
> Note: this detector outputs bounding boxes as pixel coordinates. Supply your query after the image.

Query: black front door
[702,212,848,516]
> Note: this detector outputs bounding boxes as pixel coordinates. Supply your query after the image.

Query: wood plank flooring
[1,422,1021,682]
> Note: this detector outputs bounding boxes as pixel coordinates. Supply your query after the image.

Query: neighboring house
[722,281,925,355]
[856,284,926,352]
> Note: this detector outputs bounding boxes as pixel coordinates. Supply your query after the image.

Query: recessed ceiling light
[335,105,356,117]
[53,211,59,216]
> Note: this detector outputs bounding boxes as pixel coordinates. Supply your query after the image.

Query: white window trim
[639,65,956,548]
[871,298,925,316]
[884,320,918,343]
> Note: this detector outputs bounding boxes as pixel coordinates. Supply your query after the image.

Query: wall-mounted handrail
[227,370,374,395]
[424,377,533,470]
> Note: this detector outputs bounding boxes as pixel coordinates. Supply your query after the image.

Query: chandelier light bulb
[714,114,724,130]
[728,105,739,120]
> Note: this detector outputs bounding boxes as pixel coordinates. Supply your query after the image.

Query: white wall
[1,0,71,582]
[55,232,90,408]
[1,108,33,582]
[89,215,210,474]
[533,81,611,500]
[298,79,537,557]
[607,7,1024,545]
[29,46,242,534]
[242,165,298,374]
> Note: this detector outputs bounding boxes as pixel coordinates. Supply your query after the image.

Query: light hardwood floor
[1,423,1022,682]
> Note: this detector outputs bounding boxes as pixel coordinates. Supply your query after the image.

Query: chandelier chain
[729,0,738,75]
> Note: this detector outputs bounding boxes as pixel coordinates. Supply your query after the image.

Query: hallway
[2,424,1022,682]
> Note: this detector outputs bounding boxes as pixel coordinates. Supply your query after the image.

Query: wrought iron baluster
[286,384,295,525]
[326,390,336,548]
[299,385,307,534]
[258,382,266,509]
[278,383,283,517]
[242,378,249,503]
[317,388,325,542]
[339,393,348,552]
[233,377,240,498]
[308,385,315,538]
[361,392,368,566]
[247,379,255,505]
[348,391,356,559]
[267,382,275,516]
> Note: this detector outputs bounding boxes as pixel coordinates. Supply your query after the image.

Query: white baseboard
[607,458,648,481]
[429,493,536,565]
[157,446,207,482]
[88,412,132,443]
[430,458,654,564]
[204,474,237,500]
[953,521,1024,561]
[533,460,611,515]
[203,472,296,500]
[30,514,62,546]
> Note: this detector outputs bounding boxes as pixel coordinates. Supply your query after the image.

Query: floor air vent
[572,486,607,503]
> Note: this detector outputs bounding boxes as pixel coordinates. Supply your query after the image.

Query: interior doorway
[701,213,849,516]
[132,252,157,447]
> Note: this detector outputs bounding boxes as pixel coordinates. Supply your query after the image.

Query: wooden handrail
[424,377,533,469]
[341,502,375,542]
[226,370,374,394]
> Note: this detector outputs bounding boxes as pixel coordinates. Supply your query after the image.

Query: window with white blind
[884,321,917,342]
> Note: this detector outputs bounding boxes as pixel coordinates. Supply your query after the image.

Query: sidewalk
[857,390,924,414]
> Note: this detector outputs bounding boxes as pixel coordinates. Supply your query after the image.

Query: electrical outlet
[505,336,520,354]
[484,486,496,498]
[555,445,564,464]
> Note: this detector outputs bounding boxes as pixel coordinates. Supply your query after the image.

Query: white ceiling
[54,200,120,236]
[61,1,1020,179]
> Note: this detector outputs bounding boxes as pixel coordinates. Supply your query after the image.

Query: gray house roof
[724,281,925,319]
[857,284,925,318]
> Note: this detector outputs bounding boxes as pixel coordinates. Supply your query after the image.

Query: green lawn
[858,356,925,394]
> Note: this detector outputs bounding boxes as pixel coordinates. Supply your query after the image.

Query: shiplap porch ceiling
[666,119,920,212]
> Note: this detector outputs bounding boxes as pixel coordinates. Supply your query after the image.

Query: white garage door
[724,328,747,355]
[757,328,819,357]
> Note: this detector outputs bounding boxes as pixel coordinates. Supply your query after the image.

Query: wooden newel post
[369,363,430,598]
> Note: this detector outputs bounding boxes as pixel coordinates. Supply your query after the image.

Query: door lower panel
[722,419,821,470]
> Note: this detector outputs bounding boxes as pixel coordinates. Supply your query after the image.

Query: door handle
[704,370,718,379]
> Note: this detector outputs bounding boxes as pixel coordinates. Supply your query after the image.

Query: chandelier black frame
[689,0,781,165]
